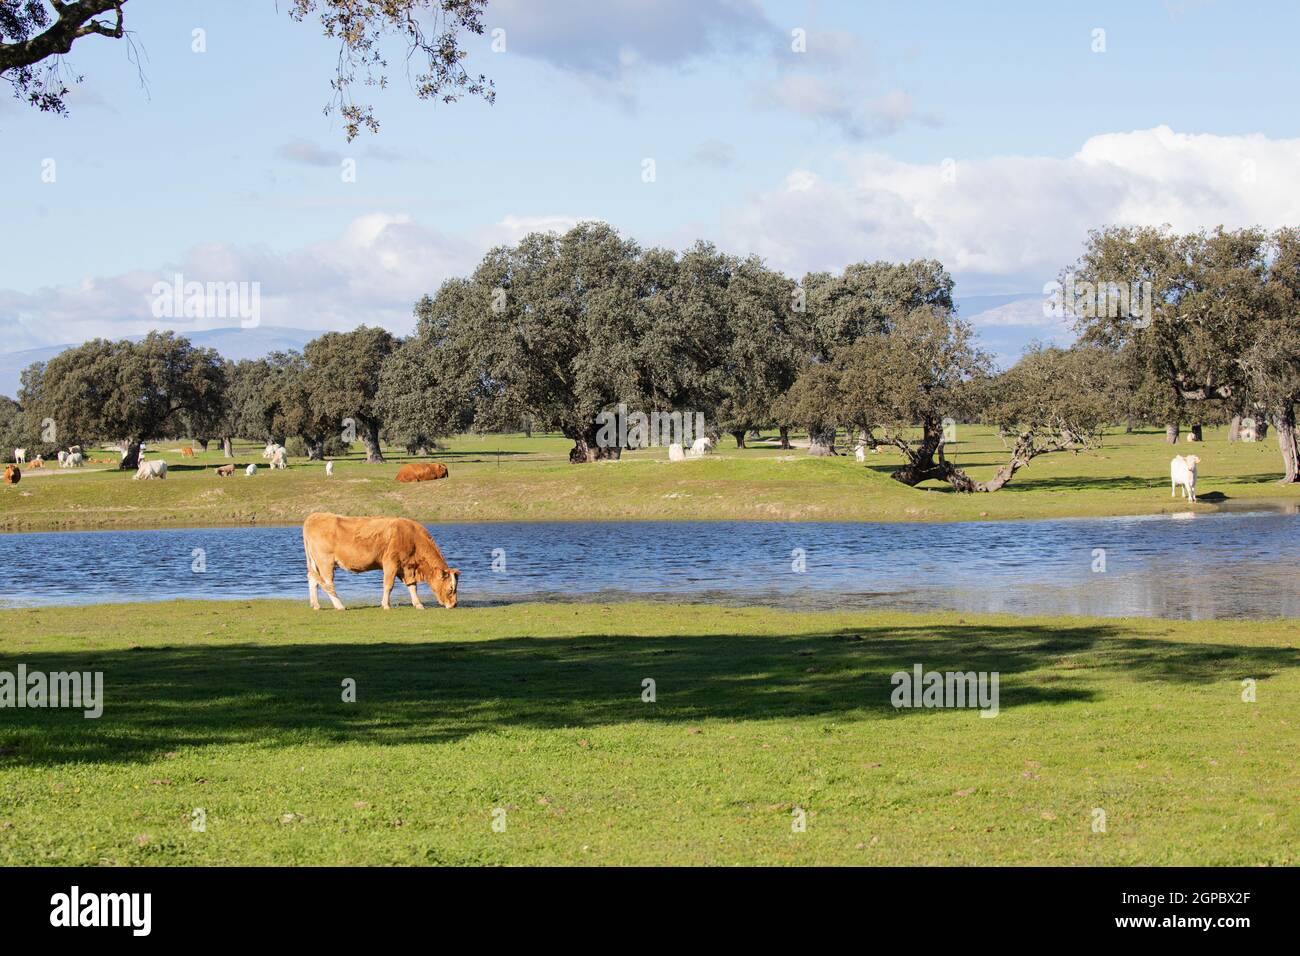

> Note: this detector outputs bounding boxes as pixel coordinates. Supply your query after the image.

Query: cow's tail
[303,531,322,584]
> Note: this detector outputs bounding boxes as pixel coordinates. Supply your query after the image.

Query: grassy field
[0,601,1295,865]
[2,425,1298,532]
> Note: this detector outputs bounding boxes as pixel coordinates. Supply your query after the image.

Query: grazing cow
[269,448,287,470]
[29,456,43,469]
[57,450,68,466]
[133,459,167,480]
[1171,454,1200,502]
[245,463,257,477]
[854,444,866,463]
[2,464,19,485]
[689,437,714,457]
[302,512,460,611]
[325,460,334,477]
[394,462,449,483]
[262,442,282,460]
[13,449,24,464]
[181,447,195,458]
[66,452,84,468]
[215,464,235,477]
[668,443,686,461]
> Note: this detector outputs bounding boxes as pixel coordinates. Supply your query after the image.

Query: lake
[1,512,1297,619]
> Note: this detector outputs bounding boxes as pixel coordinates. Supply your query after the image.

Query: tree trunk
[1124,420,1134,434]
[119,440,142,470]
[306,439,325,461]
[731,430,746,449]
[1188,423,1203,442]
[1271,405,1299,483]
[807,424,837,456]
[1165,424,1180,444]
[222,437,233,458]
[567,423,622,463]
[1228,415,1242,442]
[1257,419,1269,439]
[361,422,384,463]
[778,426,791,450]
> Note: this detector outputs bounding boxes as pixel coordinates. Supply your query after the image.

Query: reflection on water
[0,512,1297,620]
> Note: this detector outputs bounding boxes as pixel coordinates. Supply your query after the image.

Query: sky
[3,0,1300,362]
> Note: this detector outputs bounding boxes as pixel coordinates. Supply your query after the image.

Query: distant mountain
[956,293,1075,368]
[0,326,320,399]
[0,303,1076,399]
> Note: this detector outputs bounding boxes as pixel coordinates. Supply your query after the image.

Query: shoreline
[1,495,1296,534]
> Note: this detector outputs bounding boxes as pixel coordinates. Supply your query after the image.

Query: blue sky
[3,0,1299,359]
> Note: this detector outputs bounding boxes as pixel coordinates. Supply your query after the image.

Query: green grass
[3,425,1298,532]
[0,601,1295,865]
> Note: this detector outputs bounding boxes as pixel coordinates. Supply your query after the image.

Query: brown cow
[181,447,195,458]
[2,464,19,485]
[302,512,460,611]
[214,463,235,477]
[395,462,449,482]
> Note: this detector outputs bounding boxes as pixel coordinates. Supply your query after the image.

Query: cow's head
[1186,455,1201,467]
[426,566,461,608]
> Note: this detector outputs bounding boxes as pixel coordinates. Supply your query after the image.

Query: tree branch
[0,0,124,74]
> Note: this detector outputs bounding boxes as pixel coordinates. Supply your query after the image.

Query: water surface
[1,513,1296,619]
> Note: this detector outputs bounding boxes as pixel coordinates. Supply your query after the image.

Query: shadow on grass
[1,620,1295,767]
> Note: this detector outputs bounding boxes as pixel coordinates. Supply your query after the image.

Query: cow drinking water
[302,512,460,611]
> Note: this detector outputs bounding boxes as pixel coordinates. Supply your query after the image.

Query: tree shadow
[1,619,1294,768]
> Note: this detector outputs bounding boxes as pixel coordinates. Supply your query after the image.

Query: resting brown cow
[181,447,195,458]
[302,512,460,611]
[2,464,19,485]
[214,463,235,477]
[395,462,448,482]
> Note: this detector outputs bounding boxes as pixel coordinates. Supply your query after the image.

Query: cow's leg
[308,573,320,611]
[407,583,426,610]
[381,565,396,610]
[318,565,346,611]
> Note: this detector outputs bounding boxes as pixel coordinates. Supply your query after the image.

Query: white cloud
[489,0,773,94]
[277,139,343,167]
[722,126,1300,290]
[0,211,615,350]
[761,74,931,138]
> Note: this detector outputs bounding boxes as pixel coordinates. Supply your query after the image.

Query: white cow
[667,443,686,462]
[325,460,334,476]
[133,459,167,480]
[689,437,714,457]
[854,444,866,463]
[270,448,287,470]
[1171,454,1200,502]
[67,452,84,468]
[13,448,24,464]
[262,442,283,460]
[57,450,68,466]
[245,463,257,477]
